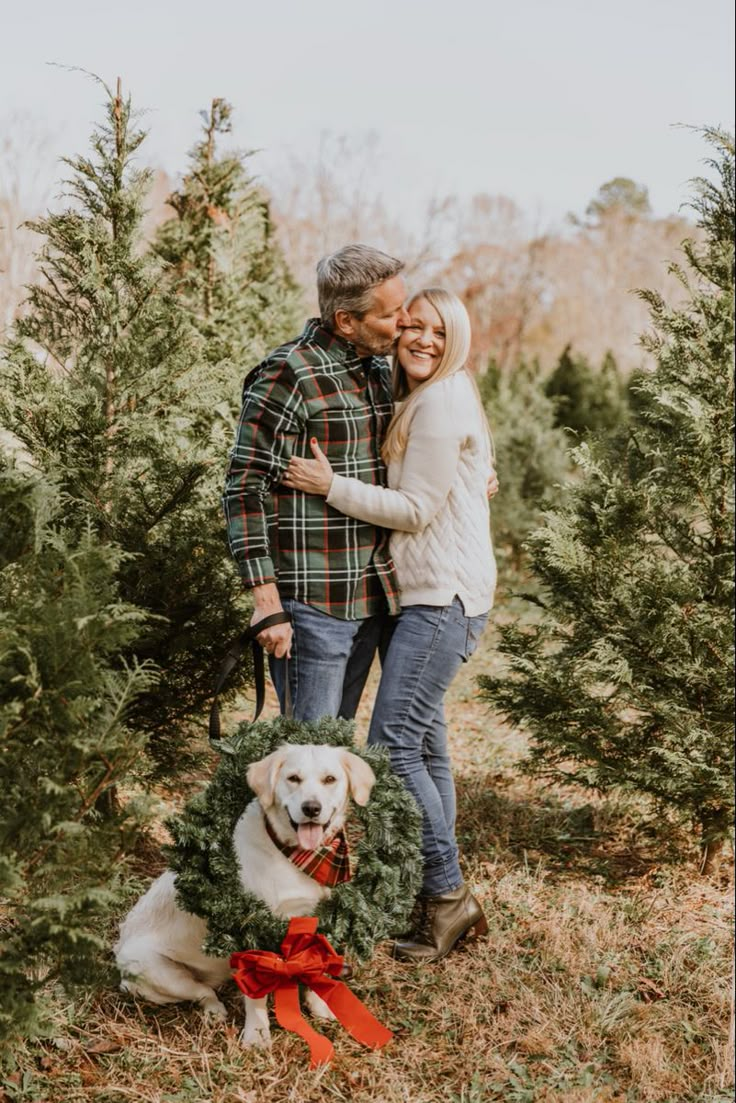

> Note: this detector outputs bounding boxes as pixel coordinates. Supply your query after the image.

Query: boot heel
[465,914,489,942]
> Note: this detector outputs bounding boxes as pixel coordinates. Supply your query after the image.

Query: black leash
[209,611,293,743]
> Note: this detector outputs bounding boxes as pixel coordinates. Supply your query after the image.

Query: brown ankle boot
[392,884,488,963]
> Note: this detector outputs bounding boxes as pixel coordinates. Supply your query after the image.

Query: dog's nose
[301,800,322,819]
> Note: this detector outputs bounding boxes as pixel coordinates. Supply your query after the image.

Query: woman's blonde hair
[382,287,491,463]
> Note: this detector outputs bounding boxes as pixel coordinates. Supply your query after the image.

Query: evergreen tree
[480,359,571,573]
[625,365,650,421]
[545,344,626,436]
[0,460,154,1050]
[0,79,250,777]
[585,177,652,221]
[154,97,302,422]
[544,344,595,434]
[480,132,735,869]
[596,349,627,428]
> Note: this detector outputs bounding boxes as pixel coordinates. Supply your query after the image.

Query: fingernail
[310,437,317,445]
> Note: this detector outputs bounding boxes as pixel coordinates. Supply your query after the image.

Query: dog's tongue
[297,822,325,851]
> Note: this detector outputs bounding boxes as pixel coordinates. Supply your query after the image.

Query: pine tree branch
[135,467,208,530]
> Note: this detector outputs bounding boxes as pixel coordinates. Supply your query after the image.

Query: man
[223,244,410,720]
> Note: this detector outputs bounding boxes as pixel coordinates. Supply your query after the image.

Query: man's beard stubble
[352,323,399,359]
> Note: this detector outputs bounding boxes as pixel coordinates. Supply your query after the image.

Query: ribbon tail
[273,982,335,1068]
[311,978,393,1051]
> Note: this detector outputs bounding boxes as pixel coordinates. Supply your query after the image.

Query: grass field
[4,612,733,1103]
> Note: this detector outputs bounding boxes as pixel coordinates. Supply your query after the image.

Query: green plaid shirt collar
[223,318,400,619]
[302,316,352,356]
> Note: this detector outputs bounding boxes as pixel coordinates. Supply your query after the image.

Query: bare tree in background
[437,187,692,376]
[268,131,450,312]
[268,139,690,378]
[0,115,55,332]
[437,194,551,373]
[524,205,691,373]
[139,167,175,243]
[3,115,695,381]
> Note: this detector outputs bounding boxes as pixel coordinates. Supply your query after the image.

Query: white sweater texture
[326,371,496,616]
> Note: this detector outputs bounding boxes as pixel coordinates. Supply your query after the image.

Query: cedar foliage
[544,344,627,436]
[480,130,735,868]
[480,360,572,571]
[0,461,154,1051]
[0,79,255,778]
[154,97,302,421]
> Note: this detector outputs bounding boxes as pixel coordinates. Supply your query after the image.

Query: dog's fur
[115,744,375,1047]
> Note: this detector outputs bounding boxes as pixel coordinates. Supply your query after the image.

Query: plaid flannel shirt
[223,318,400,619]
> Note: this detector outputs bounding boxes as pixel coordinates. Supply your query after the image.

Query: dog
[115,743,376,1048]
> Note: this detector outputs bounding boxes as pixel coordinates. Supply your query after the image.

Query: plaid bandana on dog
[264,817,352,887]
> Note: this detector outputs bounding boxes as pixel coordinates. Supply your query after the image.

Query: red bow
[230,917,393,1067]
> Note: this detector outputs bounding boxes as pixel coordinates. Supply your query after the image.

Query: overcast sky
[1,0,734,229]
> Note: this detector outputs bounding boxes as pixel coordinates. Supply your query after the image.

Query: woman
[283,288,496,964]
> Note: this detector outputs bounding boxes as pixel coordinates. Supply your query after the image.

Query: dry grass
[4,613,733,1103]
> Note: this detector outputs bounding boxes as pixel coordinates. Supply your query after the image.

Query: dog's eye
[286,774,301,784]
[322,775,337,785]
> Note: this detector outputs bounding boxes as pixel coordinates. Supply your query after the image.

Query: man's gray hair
[317,244,404,327]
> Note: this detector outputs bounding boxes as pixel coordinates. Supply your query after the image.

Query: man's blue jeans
[368,598,488,896]
[268,599,388,721]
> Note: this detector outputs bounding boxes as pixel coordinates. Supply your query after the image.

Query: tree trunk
[699,823,727,876]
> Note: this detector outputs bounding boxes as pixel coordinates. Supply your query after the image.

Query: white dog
[115,743,375,1048]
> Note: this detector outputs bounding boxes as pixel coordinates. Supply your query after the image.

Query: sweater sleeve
[326,381,462,532]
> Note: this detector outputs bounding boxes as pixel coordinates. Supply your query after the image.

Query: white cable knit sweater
[326,371,496,615]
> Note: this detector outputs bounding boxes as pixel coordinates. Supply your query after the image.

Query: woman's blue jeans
[368,598,488,896]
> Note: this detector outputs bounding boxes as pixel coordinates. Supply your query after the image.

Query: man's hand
[487,465,500,499]
[251,583,292,658]
[283,438,334,496]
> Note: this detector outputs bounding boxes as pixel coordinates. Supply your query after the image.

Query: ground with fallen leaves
[4,593,734,1103]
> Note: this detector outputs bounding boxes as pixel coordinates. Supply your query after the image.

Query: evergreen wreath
[166,715,424,963]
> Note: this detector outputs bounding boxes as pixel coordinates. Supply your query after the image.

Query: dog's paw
[200,995,227,1020]
[304,990,336,1021]
[239,1024,272,1050]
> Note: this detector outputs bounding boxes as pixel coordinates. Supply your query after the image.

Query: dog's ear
[340,751,376,807]
[247,748,287,809]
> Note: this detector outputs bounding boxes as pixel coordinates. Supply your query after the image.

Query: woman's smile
[398,297,446,390]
